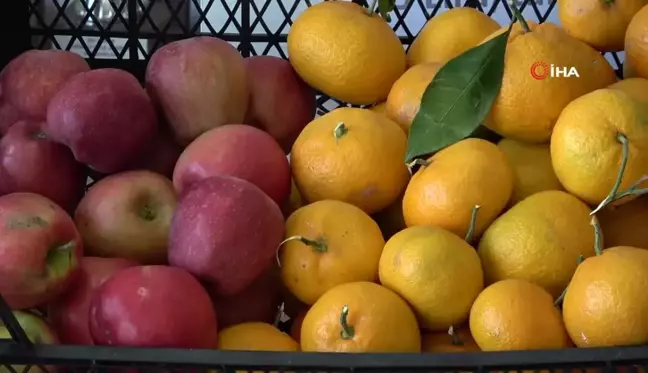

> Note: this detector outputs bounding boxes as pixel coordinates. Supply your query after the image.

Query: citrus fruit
[385,61,443,133]
[406,7,501,67]
[422,327,481,353]
[598,196,648,249]
[300,281,421,352]
[402,138,514,239]
[287,1,406,105]
[369,102,387,114]
[550,88,648,206]
[469,279,570,351]
[562,246,648,347]
[497,138,563,204]
[609,77,648,104]
[217,322,299,351]
[478,190,595,298]
[624,4,648,79]
[558,0,647,52]
[291,107,409,215]
[278,199,385,305]
[379,226,484,331]
[481,22,617,143]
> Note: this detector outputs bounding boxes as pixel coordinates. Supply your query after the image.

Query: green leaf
[378,0,396,21]
[404,23,513,163]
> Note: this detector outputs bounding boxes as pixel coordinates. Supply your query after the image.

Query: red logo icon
[530,61,550,80]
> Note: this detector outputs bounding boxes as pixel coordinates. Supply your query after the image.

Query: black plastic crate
[0,0,642,372]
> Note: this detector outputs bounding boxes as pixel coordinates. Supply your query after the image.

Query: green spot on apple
[45,241,76,280]
[140,204,157,221]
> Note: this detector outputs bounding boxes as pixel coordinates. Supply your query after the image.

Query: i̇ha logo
[530,61,580,80]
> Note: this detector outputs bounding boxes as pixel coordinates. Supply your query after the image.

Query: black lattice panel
[21,0,624,114]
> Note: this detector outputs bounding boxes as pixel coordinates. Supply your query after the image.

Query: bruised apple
[173,124,291,205]
[74,170,177,265]
[244,55,316,153]
[0,49,90,131]
[48,257,138,345]
[45,68,157,173]
[168,176,285,296]
[89,265,218,348]
[0,120,86,214]
[0,193,83,309]
[146,36,248,146]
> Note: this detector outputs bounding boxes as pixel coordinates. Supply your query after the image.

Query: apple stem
[339,305,355,340]
[275,235,328,267]
[509,1,530,32]
[465,205,481,243]
[333,122,349,140]
[406,158,431,176]
[448,326,464,346]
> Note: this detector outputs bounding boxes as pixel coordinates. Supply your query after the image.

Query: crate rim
[1,343,648,369]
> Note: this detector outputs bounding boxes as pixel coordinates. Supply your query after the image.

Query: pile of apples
[0,36,317,348]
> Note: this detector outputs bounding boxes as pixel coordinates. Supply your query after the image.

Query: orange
[385,61,443,133]
[369,102,387,114]
[278,199,385,305]
[300,281,421,352]
[287,1,406,105]
[550,88,648,206]
[422,327,480,353]
[497,138,563,204]
[481,22,617,143]
[625,5,648,79]
[403,138,514,239]
[558,0,647,52]
[477,191,596,298]
[469,279,570,351]
[291,107,409,215]
[598,196,648,249]
[379,226,484,331]
[217,322,299,351]
[407,7,500,67]
[608,77,648,104]
[562,246,648,347]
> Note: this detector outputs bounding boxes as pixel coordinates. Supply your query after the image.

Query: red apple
[0,192,83,309]
[0,120,86,214]
[48,257,138,345]
[127,128,183,179]
[45,68,157,174]
[173,124,291,206]
[243,55,316,153]
[0,310,58,373]
[168,175,285,296]
[209,262,282,329]
[0,50,90,125]
[89,265,218,348]
[146,36,248,146]
[0,101,22,135]
[74,170,177,265]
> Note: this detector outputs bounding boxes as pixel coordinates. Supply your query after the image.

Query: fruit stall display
[1,0,648,372]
